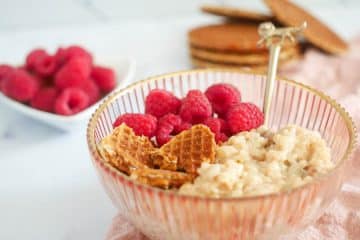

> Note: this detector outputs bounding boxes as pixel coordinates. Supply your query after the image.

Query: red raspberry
[32,74,47,89]
[18,65,27,71]
[82,79,100,105]
[156,126,173,146]
[54,47,67,67]
[218,118,231,136]
[0,64,13,80]
[54,88,89,115]
[25,49,48,70]
[33,55,56,77]
[55,45,93,66]
[226,103,264,134]
[158,113,182,127]
[155,114,182,146]
[179,90,212,124]
[30,87,58,112]
[203,117,229,144]
[216,132,228,143]
[113,113,157,137]
[205,83,241,117]
[0,65,14,91]
[145,89,181,118]
[173,121,192,134]
[91,66,116,93]
[203,117,221,134]
[2,69,39,102]
[55,57,91,90]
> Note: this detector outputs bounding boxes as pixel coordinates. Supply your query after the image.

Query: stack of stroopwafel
[189,23,301,72]
[189,1,348,70]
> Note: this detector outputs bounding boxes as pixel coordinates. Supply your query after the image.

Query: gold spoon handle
[263,44,281,126]
[257,21,307,126]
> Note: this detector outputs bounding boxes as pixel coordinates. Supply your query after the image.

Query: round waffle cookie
[264,0,348,54]
[201,4,272,22]
[189,23,295,53]
[191,57,269,73]
[190,44,300,65]
[191,55,299,73]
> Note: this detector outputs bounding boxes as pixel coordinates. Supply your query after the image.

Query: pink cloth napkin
[105,38,360,240]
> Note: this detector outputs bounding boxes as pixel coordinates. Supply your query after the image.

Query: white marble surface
[0,1,360,240]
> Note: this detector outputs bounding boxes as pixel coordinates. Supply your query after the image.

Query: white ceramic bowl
[0,57,136,131]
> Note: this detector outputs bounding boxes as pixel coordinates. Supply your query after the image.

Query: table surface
[0,5,360,240]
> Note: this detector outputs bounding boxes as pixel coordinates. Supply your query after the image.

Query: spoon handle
[263,44,281,126]
[257,21,306,126]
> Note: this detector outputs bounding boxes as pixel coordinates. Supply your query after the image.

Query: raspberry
[226,103,264,134]
[216,132,228,143]
[113,113,157,137]
[54,47,67,66]
[0,65,14,91]
[155,113,182,146]
[179,90,212,124]
[82,79,100,105]
[203,117,221,134]
[33,74,47,89]
[173,121,192,134]
[25,49,47,70]
[156,125,173,146]
[158,113,182,127]
[205,83,241,117]
[55,45,93,66]
[55,57,91,90]
[91,66,116,93]
[145,89,181,118]
[0,64,13,80]
[18,65,27,71]
[54,88,89,115]
[203,117,229,144]
[218,118,231,136]
[33,55,56,77]
[2,69,39,102]
[30,87,58,112]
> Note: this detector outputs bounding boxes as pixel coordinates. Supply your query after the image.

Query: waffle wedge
[201,4,272,22]
[264,0,348,54]
[154,124,216,174]
[130,168,194,189]
[97,123,155,174]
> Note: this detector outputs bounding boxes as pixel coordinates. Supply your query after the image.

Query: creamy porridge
[179,125,334,198]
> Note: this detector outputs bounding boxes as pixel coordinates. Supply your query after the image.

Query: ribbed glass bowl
[87,69,356,240]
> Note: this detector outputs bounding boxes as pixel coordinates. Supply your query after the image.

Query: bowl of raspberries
[87,69,356,240]
[0,45,135,131]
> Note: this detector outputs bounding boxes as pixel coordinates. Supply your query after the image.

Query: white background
[0,1,360,239]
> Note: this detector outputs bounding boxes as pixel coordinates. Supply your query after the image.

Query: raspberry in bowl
[87,69,356,239]
[0,45,135,131]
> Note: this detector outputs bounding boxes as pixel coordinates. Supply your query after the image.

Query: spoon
[257,21,307,125]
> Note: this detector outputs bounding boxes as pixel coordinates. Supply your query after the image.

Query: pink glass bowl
[87,69,357,240]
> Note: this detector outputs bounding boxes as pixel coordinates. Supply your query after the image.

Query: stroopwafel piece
[189,23,295,53]
[190,56,299,73]
[264,0,348,54]
[153,124,216,175]
[190,44,300,65]
[130,168,194,189]
[97,123,155,175]
[201,4,272,22]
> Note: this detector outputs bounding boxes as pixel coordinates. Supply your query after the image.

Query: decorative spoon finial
[258,21,307,126]
[258,21,307,47]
